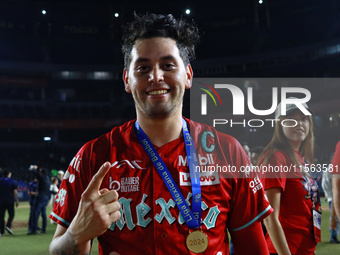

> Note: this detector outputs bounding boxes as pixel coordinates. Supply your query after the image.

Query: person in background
[28,177,38,232]
[50,177,59,224]
[240,141,251,159]
[0,169,19,236]
[57,170,64,189]
[322,152,340,243]
[251,146,264,166]
[259,99,321,255]
[28,167,51,235]
[332,141,340,239]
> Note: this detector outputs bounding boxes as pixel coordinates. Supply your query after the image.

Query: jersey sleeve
[49,142,94,228]
[231,222,269,255]
[227,175,273,232]
[217,134,273,232]
[260,151,288,191]
[331,141,340,174]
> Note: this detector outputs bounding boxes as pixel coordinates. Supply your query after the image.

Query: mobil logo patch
[179,171,220,186]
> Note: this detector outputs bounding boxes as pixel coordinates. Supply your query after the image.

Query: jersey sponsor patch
[249,176,263,194]
[178,154,214,167]
[111,160,146,170]
[69,155,82,172]
[109,192,221,231]
[63,171,75,184]
[109,176,140,193]
[179,171,220,186]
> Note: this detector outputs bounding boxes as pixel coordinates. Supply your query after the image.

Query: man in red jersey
[49,13,272,255]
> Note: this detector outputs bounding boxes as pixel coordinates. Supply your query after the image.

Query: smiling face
[282,109,310,150]
[123,37,193,120]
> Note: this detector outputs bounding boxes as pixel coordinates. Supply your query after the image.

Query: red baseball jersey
[331,141,340,174]
[50,119,272,255]
[260,151,320,255]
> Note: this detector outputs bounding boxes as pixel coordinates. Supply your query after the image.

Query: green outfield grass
[0,201,99,255]
[1,201,340,254]
[311,203,340,255]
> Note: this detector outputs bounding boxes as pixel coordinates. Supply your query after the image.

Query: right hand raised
[68,162,121,244]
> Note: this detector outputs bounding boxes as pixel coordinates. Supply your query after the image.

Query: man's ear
[123,68,131,93]
[185,64,193,89]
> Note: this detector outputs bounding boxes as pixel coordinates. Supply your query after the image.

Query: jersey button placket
[154,147,172,253]
[152,155,161,254]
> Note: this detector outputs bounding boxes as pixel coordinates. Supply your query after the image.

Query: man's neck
[136,114,183,148]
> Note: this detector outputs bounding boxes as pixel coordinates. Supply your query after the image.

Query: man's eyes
[135,63,177,72]
[163,63,176,69]
[136,66,150,72]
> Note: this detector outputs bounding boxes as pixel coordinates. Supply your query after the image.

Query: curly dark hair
[122,13,200,70]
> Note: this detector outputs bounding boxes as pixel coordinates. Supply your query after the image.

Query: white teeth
[148,90,168,95]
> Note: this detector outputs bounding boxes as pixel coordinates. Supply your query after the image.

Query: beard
[136,98,183,119]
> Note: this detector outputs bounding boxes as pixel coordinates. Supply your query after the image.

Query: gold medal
[186,230,209,254]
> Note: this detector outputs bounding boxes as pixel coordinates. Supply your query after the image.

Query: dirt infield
[11,221,28,229]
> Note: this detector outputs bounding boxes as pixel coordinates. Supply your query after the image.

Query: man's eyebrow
[134,55,177,64]
[161,55,176,61]
[135,57,149,64]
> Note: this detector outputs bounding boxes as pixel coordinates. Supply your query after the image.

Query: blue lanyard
[134,118,201,229]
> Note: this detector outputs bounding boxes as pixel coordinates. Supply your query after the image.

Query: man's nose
[148,66,164,83]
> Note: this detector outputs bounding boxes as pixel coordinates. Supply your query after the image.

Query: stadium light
[42,10,47,15]
[44,136,51,141]
[185,9,191,15]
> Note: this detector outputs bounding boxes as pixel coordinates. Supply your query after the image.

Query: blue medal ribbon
[134,118,201,229]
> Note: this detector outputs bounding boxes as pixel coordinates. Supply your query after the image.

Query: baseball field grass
[0,202,99,255]
[0,201,340,254]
